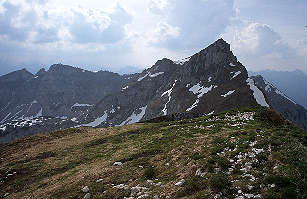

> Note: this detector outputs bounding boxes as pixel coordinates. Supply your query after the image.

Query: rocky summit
[0,39,306,143]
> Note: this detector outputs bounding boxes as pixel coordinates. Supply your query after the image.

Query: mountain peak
[48,63,79,74]
[0,68,34,81]
[210,38,230,51]
[36,68,46,76]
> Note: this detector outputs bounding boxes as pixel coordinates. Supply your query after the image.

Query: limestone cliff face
[0,65,127,123]
[87,39,258,126]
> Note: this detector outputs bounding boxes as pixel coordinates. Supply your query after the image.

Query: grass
[0,107,306,199]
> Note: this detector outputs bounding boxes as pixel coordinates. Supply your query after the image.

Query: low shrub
[144,166,156,179]
[176,176,207,198]
[209,173,231,192]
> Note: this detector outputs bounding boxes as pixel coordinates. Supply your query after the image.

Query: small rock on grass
[82,186,89,193]
[175,179,185,186]
[83,193,91,199]
[113,162,123,166]
[96,178,103,183]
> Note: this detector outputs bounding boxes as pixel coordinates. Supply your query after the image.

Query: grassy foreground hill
[0,108,306,199]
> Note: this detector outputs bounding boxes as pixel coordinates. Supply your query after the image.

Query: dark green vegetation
[0,107,306,198]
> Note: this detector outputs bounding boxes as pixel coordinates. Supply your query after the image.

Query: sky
[0,0,306,75]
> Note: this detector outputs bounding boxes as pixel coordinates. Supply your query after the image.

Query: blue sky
[0,0,306,75]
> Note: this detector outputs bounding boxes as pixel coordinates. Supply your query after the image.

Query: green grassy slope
[0,107,306,199]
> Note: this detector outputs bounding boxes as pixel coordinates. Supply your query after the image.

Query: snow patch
[81,111,108,127]
[0,126,6,131]
[120,106,147,126]
[186,99,199,111]
[149,72,164,78]
[110,107,116,113]
[71,103,93,108]
[189,83,217,98]
[137,73,149,81]
[35,108,43,117]
[207,111,214,115]
[265,85,272,92]
[221,90,235,98]
[138,71,164,81]
[174,56,191,65]
[246,78,269,107]
[230,62,236,67]
[186,83,217,111]
[161,81,177,115]
[208,77,212,82]
[230,71,241,80]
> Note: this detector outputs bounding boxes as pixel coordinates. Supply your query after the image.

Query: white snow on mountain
[138,71,164,82]
[149,72,164,78]
[0,126,6,132]
[186,83,217,111]
[246,78,269,107]
[265,85,272,92]
[161,80,177,115]
[173,56,191,65]
[186,99,199,111]
[71,103,93,108]
[230,71,241,80]
[221,90,235,98]
[110,106,116,113]
[207,111,215,115]
[189,83,217,98]
[81,111,108,127]
[137,73,149,81]
[120,106,147,126]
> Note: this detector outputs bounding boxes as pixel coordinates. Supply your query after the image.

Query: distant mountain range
[249,70,307,109]
[0,39,306,143]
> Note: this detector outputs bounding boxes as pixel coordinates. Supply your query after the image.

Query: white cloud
[69,5,131,44]
[0,0,307,75]
[149,0,235,50]
[222,22,307,72]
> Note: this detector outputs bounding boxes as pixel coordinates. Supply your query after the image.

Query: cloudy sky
[0,0,306,75]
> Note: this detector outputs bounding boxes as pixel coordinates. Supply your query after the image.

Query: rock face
[0,39,305,143]
[251,75,307,130]
[249,69,307,109]
[0,65,128,122]
[0,65,128,143]
[85,39,259,126]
